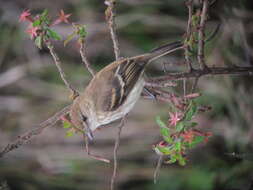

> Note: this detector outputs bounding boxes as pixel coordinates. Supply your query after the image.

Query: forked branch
[0,105,71,158]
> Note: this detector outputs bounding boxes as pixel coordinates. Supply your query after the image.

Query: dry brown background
[0,0,253,190]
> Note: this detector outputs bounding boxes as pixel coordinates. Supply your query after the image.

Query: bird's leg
[82,133,110,163]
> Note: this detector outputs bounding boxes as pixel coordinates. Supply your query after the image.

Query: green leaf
[47,29,61,40]
[41,9,49,17]
[156,116,166,128]
[35,36,42,49]
[77,25,87,38]
[166,154,177,164]
[66,129,74,137]
[33,19,41,27]
[63,120,71,128]
[184,101,197,121]
[157,145,171,155]
[64,32,76,46]
[164,136,173,144]
[156,116,170,137]
[189,136,205,148]
[160,127,170,137]
[174,141,182,151]
[178,154,186,166]
[175,122,184,132]
[189,122,198,128]
[40,9,50,25]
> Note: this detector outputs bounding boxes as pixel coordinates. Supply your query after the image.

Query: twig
[105,0,121,60]
[183,79,187,99]
[79,39,95,77]
[185,0,194,71]
[191,77,200,93]
[0,105,71,158]
[46,41,78,97]
[197,0,209,69]
[110,117,125,190]
[145,81,177,88]
[153,155,163,184]
[148,66,253,82]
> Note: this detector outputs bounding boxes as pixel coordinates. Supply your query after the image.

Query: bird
[70,41,183,140]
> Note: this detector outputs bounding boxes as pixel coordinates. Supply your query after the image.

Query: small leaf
[174,141,182,151]
[156,116,166,128]
[189,122,198,128]
[64,32,76,46]
[175,122,184,132]
[189,136,205,147]
[40,9,50,25]
[184,101,197,121]
[160,127,170,137]
[166,154,177,164]
[33,19,41,27]
[77,25,87,38]
[156,116,170,137]
[63,120,71,128]
[178,154,186,166]
[47,29,61,40]
[66,129,74,137]
[35,36,42,49]
[156,145,171,155]
[164,136,173,144]
[41,9,49,17]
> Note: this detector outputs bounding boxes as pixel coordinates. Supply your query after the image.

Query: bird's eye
[81,113,87,122]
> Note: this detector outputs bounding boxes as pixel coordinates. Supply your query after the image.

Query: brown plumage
[70,41,183,140]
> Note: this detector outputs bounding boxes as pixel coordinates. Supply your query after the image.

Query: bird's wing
[93,57,146,112]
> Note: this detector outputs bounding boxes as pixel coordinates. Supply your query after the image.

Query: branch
[148,66,253,83]
[0,105,71,158]
[145,81,177,88]
[46,41,78,98]
[197,0,209,69]
[153,155,163,184]
[79,39,95,77]
[105,0,121,60]
[110,117,125,190]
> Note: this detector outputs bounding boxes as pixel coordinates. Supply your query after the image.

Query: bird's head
[70,97,94,140]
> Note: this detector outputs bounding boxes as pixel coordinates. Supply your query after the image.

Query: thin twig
[46,41,78,97]
[154,155,163,184]
[197,0,209,69]
[0,105,71,158]
[145,81,177,88]
[110,117,125,190]
[148,66,253,82]
[191,77,200,93]
[183,79,187,99]
[105,0,121,60]
[79,39,95,77]
[185,0,194,71]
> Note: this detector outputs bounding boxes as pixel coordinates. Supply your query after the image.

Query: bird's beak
[82,122,94,141]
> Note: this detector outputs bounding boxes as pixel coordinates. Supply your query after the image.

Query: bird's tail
[145,41,183,62]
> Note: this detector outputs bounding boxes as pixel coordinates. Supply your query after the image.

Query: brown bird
[70,41,183,140]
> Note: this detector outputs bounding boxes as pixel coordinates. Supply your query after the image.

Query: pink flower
[19,10,33,22]
[169,112,180,126]
[53,9,71,25]
[26,26,39,39]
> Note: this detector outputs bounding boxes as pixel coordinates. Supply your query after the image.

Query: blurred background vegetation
[0,0,253,189]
